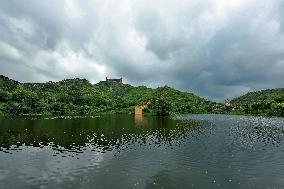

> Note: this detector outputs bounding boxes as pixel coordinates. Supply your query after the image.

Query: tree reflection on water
[0,115,203,156]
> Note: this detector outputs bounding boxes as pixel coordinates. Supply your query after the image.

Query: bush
[147,98,172,116]
[272,103,284,117]
[0,90,11,102]
[0,103,4,116]
[50,102,69,115]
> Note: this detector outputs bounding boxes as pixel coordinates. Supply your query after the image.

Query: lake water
[0,114,284,189]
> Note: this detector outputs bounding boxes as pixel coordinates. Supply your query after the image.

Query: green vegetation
[1,75,283,117]
[0,75,213,116]
[230,89,284,117]
[145,86,213,116]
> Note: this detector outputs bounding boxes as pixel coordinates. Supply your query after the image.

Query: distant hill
[230,89,284,117]
[0,75,214,116]
[231,88,284,104]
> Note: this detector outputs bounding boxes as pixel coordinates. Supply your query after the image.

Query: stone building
[106,77,122,84]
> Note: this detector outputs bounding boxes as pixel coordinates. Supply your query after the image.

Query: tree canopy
[0,75,283,117]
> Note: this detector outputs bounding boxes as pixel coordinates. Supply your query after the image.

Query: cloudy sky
[0,0,284,101]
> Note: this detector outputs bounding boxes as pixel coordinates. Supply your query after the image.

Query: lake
[0,114,284,189]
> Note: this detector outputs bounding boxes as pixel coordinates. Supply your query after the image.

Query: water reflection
[0,115,202,156]
[135,114,147,126]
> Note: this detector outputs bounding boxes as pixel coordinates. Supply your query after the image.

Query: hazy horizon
[1,0,284,101]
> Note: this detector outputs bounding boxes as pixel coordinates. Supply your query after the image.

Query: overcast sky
[0,0,284,101]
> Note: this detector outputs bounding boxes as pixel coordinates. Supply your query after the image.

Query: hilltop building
[106,77,122,84]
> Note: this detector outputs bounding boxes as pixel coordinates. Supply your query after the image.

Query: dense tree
[230,89,284,117]
[0,75,283,117]
[0,90,11,102]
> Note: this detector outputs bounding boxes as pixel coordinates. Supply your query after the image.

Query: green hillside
[230,89,284,116]
[231,89,284,104]
[2,75,283,117]
[0,75,214,116]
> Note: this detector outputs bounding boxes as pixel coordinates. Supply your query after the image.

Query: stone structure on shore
[135,100,153,115]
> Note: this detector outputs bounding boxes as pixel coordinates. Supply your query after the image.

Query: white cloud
[7,16,35,36]
[30,41,106,82]
[0,42,22,60]
[64,0,83,19]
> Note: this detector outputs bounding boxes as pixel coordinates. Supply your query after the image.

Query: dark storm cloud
[0,0,284,101]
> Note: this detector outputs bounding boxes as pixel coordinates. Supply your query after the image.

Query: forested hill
[230,89,284,117]
[0,75,214,116]
[231,89,284,104]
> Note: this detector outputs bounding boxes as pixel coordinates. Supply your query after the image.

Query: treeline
[1,75,283,117]
[0,75,214,116]
[144,86,213,116]
[230,89,284,117]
